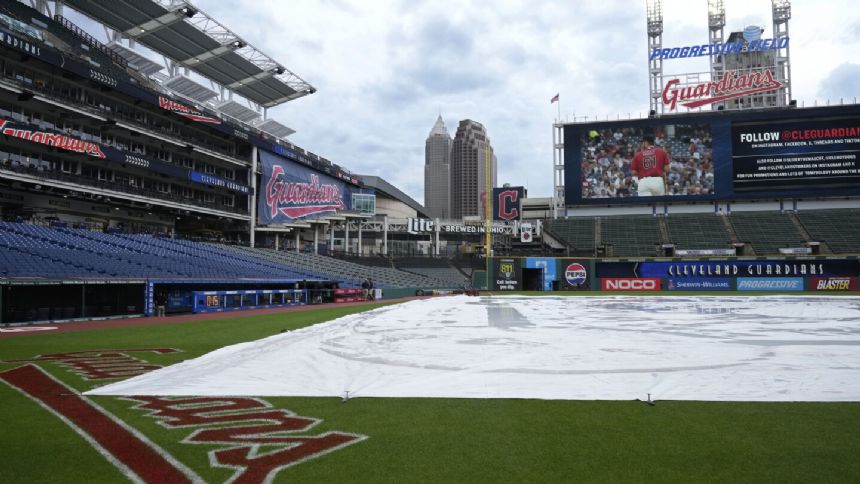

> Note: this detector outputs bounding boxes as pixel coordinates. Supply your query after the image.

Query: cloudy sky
[83,0,860,203]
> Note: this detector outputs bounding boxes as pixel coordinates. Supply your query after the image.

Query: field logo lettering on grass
[3,348,180,380]
[2,349,367,483]
[125,396,367,484]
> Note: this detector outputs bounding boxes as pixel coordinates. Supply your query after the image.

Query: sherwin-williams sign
[258,150,347,223]
[667,278,733,291]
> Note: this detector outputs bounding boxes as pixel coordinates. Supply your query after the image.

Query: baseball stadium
[1,0,859,482]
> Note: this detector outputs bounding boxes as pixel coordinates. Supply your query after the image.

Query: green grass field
[1,300,859,483]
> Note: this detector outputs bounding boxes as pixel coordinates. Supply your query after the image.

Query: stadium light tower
[772,0,792,106]
[646,0,664,115]
[708,0,726,110]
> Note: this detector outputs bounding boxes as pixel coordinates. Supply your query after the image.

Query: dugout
[1,280,145,324]
[150,279,339,315]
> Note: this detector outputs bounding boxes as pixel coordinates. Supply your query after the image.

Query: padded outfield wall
[488,256,860,293]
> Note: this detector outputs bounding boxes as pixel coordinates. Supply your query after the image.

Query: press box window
[351,193,376,216]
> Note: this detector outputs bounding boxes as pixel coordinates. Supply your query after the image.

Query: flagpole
[557,95,561,122]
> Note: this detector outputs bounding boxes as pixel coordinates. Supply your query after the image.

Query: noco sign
[601,278,661,291]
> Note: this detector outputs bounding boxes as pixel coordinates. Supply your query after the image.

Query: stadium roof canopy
[63,0,314,108]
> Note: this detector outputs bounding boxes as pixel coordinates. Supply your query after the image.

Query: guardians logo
[0,118,105,158]
[662,69,783,111]
[158,96,221,124]
[264,165,345,219]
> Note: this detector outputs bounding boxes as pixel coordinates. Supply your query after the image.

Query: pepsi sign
[565,263,587,286]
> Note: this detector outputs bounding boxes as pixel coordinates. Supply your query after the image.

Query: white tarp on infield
[86,295,860,402]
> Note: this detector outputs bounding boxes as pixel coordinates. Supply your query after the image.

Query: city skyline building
[450,119,497,220]
[424,115,453,219]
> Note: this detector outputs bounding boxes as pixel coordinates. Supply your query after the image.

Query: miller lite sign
[493,186,524,221]
[258,151,349,223]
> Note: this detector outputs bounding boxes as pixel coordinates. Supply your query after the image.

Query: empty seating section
[797,209,860,254]
[222,246,455,289]
[729,212,805,255]
[391,257,468,287]
[0,222,316,280]
[600,215,660,257]
[0,2,128,81]
[545,218,595,254]
[665,214,733,250]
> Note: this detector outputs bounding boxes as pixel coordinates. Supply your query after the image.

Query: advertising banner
[733,117,860,191]
[736,278,804,291]
[559,259,591,290]
[598,260,860,279]
[0,117,251,192]
[524,257,556,291]
[809,277,858,291]
[493,258,522,291]
[492,186,524,221]
[666,278,733,291]
[188,171,250,195]
[157,96,221,124]
[144,280,154,317]
[601,278,661,291]
[258,150,348,223]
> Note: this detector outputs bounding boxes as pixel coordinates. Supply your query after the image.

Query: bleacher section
[220,246,456,289]
[665,213,733,250]
[728,212,806,255]
[0,222,322,280]
[600,215,661,257]
[797,209,860,254]
[391,257,468,287]
[544,218,596,254]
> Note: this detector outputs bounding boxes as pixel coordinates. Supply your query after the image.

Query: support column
[383,216,388,256]
[295,229,300,252]
[249,145,258,247]
[435,218,440,256]
[275,233,279,251]
[330,223,335,253]
[358,222,363,256]
[314,225,319,254]
[344,221,350,255]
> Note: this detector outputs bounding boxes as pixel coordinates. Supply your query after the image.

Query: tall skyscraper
[450,119,497,220]
[424,115,452,219]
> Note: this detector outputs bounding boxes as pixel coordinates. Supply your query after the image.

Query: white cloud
[191,0,858,203]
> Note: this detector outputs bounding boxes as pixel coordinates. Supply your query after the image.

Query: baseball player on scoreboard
[631,134,670,196]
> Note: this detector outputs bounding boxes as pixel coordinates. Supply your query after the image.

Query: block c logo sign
[497,190,519,220]
[492,186,524,221]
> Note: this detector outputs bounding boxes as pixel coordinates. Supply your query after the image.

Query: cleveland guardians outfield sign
[259,150,348,223]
